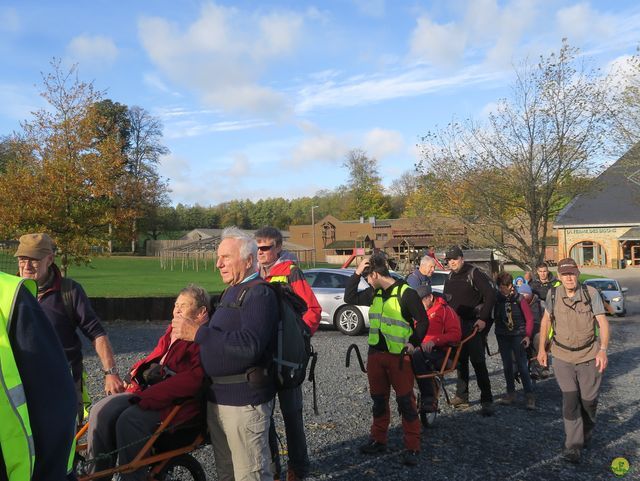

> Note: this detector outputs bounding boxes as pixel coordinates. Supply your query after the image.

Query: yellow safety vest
[0,272,36,481]
[368,284,412,354]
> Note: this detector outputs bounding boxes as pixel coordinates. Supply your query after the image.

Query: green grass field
[67,257,226,297]
[67,257,339,297]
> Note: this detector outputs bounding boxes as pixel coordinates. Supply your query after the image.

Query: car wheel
[335,305,365,335]
[616,309,626,317]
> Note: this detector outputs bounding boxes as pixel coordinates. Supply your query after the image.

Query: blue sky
[1,0,639,206]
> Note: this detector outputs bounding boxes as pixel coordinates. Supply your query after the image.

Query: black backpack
[229,279,316,391]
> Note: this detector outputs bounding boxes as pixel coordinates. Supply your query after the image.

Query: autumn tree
[0,60,132,274]
[342,149,392,220]
[610,51,640,151]
[418,41,612,269]
[91,101,170,252]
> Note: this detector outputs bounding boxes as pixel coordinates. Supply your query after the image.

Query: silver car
[303,268,447,335]
[583,278,628,317]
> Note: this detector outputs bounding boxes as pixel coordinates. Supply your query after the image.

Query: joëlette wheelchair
[74,400,207,481]
[345,327,479,428]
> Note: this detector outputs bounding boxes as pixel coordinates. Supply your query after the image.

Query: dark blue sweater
[7,285,77,481]
[38,264,107,381]
[195,280,278,406]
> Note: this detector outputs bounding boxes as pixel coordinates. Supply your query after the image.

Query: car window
[585,280,619,291]
[431,272,448,286]
[303,271,319,286]
[310,272,346,289]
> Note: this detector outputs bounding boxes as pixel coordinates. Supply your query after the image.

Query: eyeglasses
[18,257,41,267]
[257,245,275,252]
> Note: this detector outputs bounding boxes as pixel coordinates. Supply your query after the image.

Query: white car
[303,268,447,335]
[583,278,628,317]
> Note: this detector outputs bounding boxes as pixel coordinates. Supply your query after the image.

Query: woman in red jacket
[411,285,462,414]
[86,284,210,481]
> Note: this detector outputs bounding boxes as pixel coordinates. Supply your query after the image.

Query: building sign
[565,228,618,235]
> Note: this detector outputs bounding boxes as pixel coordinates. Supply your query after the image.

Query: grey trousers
[87,393,161,481]
[554,357,602,450]
[207,400,274,481]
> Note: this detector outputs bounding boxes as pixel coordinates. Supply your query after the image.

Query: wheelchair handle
[345,344,367,373]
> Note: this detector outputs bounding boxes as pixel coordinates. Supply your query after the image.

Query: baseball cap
[14,233,55,259]
[415,284,433,298]
[557,257,579,275]
[444,245,463,260]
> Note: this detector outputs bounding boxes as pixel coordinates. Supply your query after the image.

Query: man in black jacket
[442,246,497,416]
[529,262,560,308]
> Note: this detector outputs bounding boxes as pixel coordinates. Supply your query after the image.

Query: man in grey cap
[537,257,610,464]
[15,233,124,420]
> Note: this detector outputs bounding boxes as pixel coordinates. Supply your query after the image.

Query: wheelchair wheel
[158,454,206,481]
[416,376,441,428]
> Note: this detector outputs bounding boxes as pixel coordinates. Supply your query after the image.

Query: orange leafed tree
[0,59,134,274]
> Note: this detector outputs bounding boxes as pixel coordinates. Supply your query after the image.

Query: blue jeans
[496,335,534,394]
[268,385,309,478]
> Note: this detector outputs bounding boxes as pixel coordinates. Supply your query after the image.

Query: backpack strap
[60,277,77,326]
[222,278,266,309]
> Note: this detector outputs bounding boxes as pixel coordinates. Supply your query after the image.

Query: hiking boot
[450,395,469,409]
[498,393,516,405]
[359,440,387,454]
[401,450,419,466]
[526,393,536,410]
[562,447,581,464]
[480,402,494,416]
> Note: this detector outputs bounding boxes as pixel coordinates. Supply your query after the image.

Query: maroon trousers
[367,350,420,451]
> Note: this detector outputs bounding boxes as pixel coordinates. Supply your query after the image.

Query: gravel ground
[82,315,639,481]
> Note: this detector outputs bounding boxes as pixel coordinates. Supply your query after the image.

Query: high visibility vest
[368,284,412,354]
[0,272,37,481]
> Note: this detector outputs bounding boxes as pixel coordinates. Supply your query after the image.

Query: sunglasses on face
[258,244,275,252]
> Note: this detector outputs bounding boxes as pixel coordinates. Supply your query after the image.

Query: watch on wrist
[102,367,119,376]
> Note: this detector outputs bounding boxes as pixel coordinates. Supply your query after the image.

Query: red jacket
[265,259,322,335]
[127,325,204,426]
[422,296,462,347]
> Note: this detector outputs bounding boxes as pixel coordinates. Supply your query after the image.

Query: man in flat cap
[15,233,124,421]
[537,257,610,464]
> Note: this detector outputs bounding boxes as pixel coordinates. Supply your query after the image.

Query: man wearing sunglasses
[254,227,321,481]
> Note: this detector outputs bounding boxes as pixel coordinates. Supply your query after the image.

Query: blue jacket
[406,269,431,289]
[5,285,77,481]
[196,280,278,406]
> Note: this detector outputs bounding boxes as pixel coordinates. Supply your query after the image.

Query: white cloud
[228,153,251,177]
[66,35,118,67]
[287,132,347,167]
[0,7,20,32]
[138,3,304,117]
[296,66,506,113]
[164,118,272,139]
[556,3,615,44]
[362,128,404,159]
[409,16,467,68]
